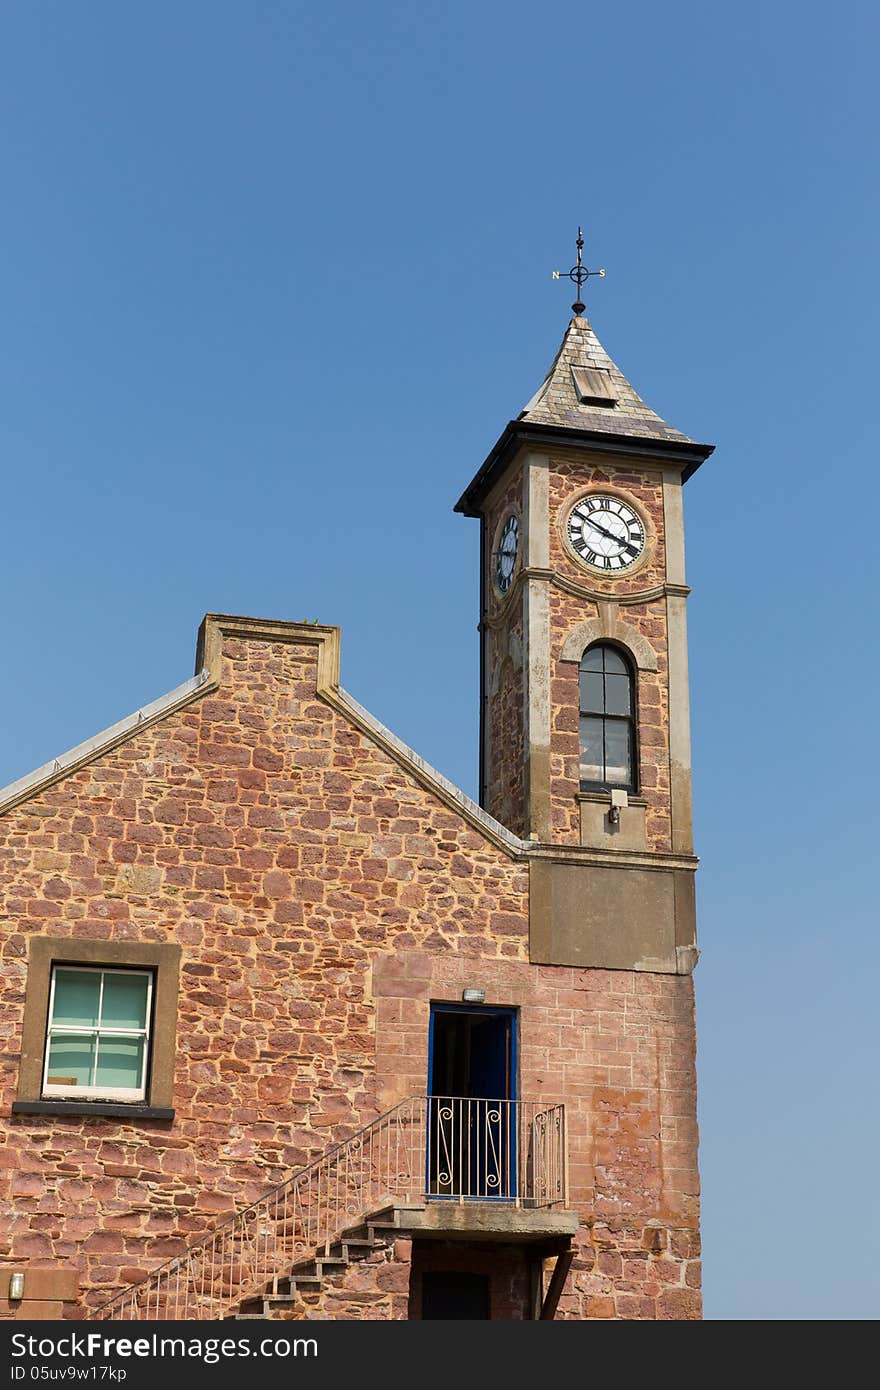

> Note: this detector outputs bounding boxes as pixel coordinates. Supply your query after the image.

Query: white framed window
[42,966,153,1102]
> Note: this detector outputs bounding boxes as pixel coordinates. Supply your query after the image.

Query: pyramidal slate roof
[455,312,713,515]
[519,313,696,446]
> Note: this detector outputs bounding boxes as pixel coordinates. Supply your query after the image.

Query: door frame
[426,1002,519,1202]
[427,1002,519,1103]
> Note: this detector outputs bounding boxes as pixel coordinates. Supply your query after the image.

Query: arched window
[578,644,637,792]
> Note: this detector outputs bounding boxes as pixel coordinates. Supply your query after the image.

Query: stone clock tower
[455,259,713,976]
[1,231,711,1320]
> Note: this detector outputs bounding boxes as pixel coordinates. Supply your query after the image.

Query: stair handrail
[93,1095,423,1320]
[92,1094,567,1320]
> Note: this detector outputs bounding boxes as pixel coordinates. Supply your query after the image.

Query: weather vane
[552,227,605,316]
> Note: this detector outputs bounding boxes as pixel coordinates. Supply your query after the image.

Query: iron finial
[552,226,605,315]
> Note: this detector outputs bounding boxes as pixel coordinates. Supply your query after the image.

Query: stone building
[0,276,713,1321]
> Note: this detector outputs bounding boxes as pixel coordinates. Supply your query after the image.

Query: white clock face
[495,514,519,594]
[567,494,646,573]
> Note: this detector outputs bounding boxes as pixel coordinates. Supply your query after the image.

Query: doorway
[421,1270,490,1320]
[427,1004,517,1200]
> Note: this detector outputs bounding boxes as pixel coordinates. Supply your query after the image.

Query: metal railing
[94,1096,566,1320]
[427,1097,565,1204]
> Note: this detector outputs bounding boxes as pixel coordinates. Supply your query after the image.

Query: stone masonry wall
[0,631,527,1314]
[373,952,699,1228]
[483,467,527,838]
[546,453,671,847]
[268,1225,699,1322]
[271,1240,530,1321]
[0,624,699,1319]
[485,606,526,839]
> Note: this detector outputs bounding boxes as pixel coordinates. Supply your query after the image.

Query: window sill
[12,1100,174,1121]
[577,790,646,806]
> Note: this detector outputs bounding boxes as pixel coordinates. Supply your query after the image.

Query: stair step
[238,1276,322,1313]
[232,1200,424,1319]
[366,1223,401,1240]
[277,1275,322,1292]
[237,1300,271,1316]
[239,1291,303,1313]
[364,1202,426,1223]
[337,1243,381,1261]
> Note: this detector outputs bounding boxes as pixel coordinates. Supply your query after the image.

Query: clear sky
[2,1,877,1320]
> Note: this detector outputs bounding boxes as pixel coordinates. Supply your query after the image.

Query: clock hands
[582,516,641,558]
[498,544,517,575]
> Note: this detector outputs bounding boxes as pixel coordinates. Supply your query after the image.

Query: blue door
[427,1005,517,1200]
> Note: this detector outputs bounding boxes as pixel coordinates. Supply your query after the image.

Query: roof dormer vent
[571,365,617,407]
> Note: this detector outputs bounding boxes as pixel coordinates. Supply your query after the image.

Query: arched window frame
[578,641,639,794]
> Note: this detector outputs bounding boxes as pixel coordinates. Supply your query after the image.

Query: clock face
[495,514,519,594]
[567,494,646,573]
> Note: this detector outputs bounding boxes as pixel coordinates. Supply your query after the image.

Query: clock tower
[455,243,713,974]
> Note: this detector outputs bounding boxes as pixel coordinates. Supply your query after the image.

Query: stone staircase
[95,1098,570,1322]
[232,1202,426,1320]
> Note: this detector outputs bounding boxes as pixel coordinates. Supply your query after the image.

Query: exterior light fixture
[462,989,485,1004]
[9,1273,24,1301]
[609,788,628,826]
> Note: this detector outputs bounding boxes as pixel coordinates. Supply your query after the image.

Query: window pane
[52,970,101,1028]
[579,671,605,713]
[580,647,603,672]
[95,1035,145,1091]
[604,721,632,787]
[602,647,628,675]
[101,973,149,1030]
[579,716,604,783]
[46,1033,95,1087]
[605,672,632,716]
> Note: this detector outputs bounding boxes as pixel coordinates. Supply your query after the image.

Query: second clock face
[495,513,519,594]
[567,494,646,573]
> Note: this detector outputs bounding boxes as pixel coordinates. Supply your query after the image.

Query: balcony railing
[426,1096,564,1202]
[95,1096,566,1321]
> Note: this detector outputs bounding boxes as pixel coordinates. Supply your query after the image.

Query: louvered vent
[571,365,617,407]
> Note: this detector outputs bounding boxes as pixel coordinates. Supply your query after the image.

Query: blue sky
[2,2,877,1319]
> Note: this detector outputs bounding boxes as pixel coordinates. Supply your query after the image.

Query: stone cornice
[525,842,699,874]
[482,567,689,631]
[455,419,715,517]
[536,568,690,606]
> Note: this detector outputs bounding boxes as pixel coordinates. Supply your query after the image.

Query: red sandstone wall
[0,629,699,1319]
[483,468,527,838]
[546,454,672,847]
[374,953,698,1227]
[263,1226,699,1322]
[480,451,674,850]
[485,605,526,838]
